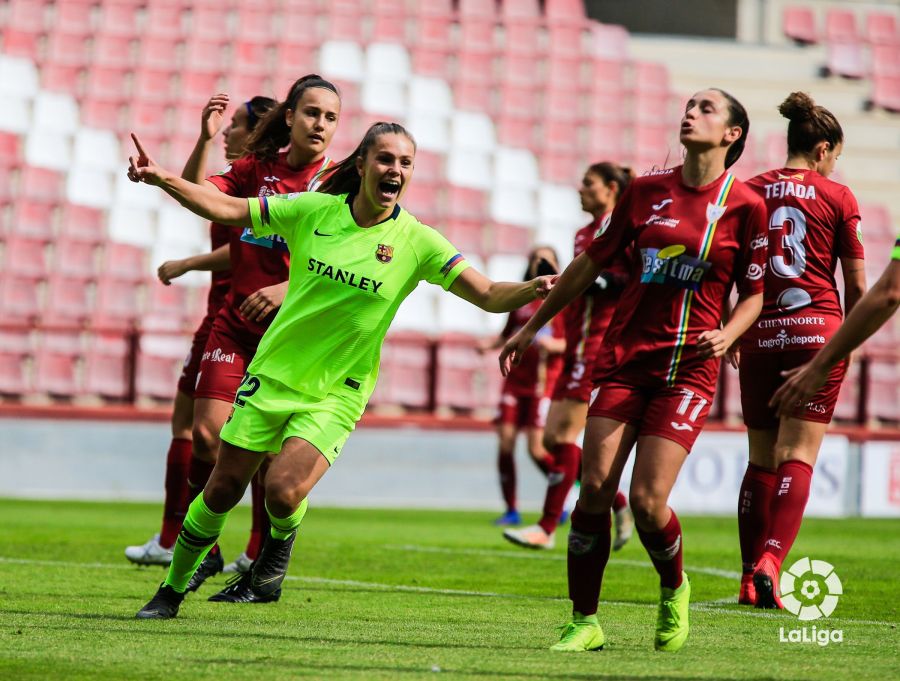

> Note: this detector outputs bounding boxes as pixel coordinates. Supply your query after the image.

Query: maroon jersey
[206,152,331,340]
[561,213,630,358]
[586,167,768,388]
[206,222,232,318]
[741,168,864,353]
[501,298,566,398]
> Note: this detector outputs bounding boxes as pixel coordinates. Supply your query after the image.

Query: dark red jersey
[206,222,232,318]
[206,151,331,340]
[586,167,768,388]
[741,168,864,353]
[501,297,566,398]
[561,213,630,359]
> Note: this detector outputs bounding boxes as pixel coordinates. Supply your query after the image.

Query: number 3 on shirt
[234,373,261,407]
[769,206,807,279]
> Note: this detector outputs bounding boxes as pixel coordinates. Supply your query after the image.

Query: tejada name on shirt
[307,258,383,294]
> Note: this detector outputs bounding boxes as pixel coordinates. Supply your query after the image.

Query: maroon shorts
[495,392,550,429]
[176,313,214,398]
[739,350,848,429]
[194,318,261,403]
[587,379,714,451]
[552,339,603,403]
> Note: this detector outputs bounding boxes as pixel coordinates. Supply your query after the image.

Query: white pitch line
[0,556,894,628]
[383,544,743,580]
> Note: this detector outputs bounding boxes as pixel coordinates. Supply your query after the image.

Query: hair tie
[245,101,257,129]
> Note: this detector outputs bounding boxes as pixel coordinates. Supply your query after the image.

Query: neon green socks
[266,498,308,540]
[163,495,229,593]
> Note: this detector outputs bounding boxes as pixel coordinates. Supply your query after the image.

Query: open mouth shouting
[377,177,401,202]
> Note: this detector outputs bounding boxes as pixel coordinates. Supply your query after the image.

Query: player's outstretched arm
[128,134,249,226]
[498,252,601,376]
[182,93,230,184]
[449,268,553,314]
[770,258,900,415]
[157,244,231,285]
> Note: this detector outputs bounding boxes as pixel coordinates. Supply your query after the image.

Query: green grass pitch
[0,498,897,680]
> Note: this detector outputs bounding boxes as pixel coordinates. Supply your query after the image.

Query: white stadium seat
[490,187,537,227]
[25,130,71,171]
[73,129,121,171]
[538,184,584,224]
[0,56,39,98]
[32,92,80,135]
[0,97,31,134]
[446,150,492,189]
[450,111,496,152]
[392,282,439,333]
[66,167,114,209]
[408,76,454,118]
[114,172,162,209]
[366,43,412,82]
[361,79,408,116]
[494,147,540,188]
[107,205,157,248]
[405,112,451,152]
[318,41,366,82]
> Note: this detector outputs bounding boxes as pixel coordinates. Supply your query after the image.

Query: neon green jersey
[246,192,470,400]
[893,232,900,260]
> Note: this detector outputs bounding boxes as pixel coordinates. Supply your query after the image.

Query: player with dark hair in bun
[502,88,767,652]
[125,92,277,572]
[737,92,866,609]
[503,162,634,550]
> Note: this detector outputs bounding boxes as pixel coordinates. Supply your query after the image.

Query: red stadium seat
[782,6,819,45]
[498,84,536,118]
[459,0,497,20]
[93,278,141,329]
[416,0,454,18]
[135,333,190,401]
[591,58,627,90]
[825,41,867,79]
[83,331,132,400]
[3,236,48,278]
[80,99,121,131]
[142,281,193,332]
[502,0,541,24]
[459,21,498,54]
[0,327,33,397]
[0,133,20,164]
[489,222,533,255]
[144,3,186,37]
[402,183,443,224]
[19,167,64,202]
[435,334,501,412]
[456,51,496,85]
[235,6,276,42]
[541,119,580,153]
[42,275,93,325]
[444,220,487,258]
[54,238,99,279]
[866,12,899,45]
[825,9,860,44]
[371,12,409,43]
[496,113,538,149]
[411,46,453,78]
[58,205,106,243]
[548,24,585,58]
[500,54,542,87]
[45,32,92,67]
[86,67,131,102]
[0,28,42,60]
[183,39,228,75]
[93,34,137,68]
[872,45,900,78]
[132,68,177,103]
[41,65,85,98]
[137,37,182,71]
[833,361,860,422]
[546,0,589,26]
[455,79,496,114]
[6,0,47,32]
[861,202,892,241]
[103,243,147,283]
[633,61,671,94]
[325,9,367,42]
[189,6,231,41]
[502,22,544,57]
[55,1,95,35]
[370,332,433,410]
[99,1,141,37]
[178,72,222,106]
[540,151,582,185]
[872,75,900,112]
[6,200,55,241]
[0,274,43,324]
[33,330,83,398]
[127,101,169,137]
[587,120,627,160]
[232,40,271,76]
[446,187,488,221]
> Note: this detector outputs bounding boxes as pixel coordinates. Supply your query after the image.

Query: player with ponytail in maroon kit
[737,92,866,608]
[482,246,566,527]
[125,93,276,570]
[501,88,767,652]
[503,162,633,550]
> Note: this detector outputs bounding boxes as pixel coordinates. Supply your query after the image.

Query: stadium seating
[783,6,819,45]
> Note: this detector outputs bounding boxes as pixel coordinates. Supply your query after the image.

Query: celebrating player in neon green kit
[127,121,554,618]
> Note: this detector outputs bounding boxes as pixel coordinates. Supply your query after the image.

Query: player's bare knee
[191,422,219,462]
[264,482,305,518]
[204,473,244,512]
[628,491,666,530]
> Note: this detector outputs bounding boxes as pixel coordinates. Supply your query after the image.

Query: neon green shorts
[219,372,366,464]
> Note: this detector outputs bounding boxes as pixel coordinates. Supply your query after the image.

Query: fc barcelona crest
[375,244,394,263]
